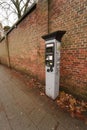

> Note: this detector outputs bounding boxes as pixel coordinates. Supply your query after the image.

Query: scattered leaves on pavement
[5,67,87,124]
[56,91,87,124]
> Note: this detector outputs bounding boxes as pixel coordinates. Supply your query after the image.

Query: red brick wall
[49,0,87,99]
[8,0,48,83]
[0,0,87,99]
[0,39,9,66]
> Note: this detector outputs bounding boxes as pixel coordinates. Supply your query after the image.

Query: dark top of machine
[42,31,66,42]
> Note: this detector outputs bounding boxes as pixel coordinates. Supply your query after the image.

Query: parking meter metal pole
[42,31,66,100]
[45,39,61,99]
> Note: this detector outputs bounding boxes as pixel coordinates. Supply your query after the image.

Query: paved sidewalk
[0,65,87,130]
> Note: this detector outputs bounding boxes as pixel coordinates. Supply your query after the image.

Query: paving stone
[0,65,87,130]
[29,107,46,125]
[38,113,59,130]
[0,111,11,130]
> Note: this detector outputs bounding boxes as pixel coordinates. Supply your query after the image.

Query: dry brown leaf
[81,101,86,107]
[57,100,60,104]
[69,98,76,106]
[75,106,82,114]
[69,104,75,112]
[56,91,87,123]
[40,92,45,96]
[70,112,75,118]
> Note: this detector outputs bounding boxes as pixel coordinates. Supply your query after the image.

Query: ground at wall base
[5,65,87,125]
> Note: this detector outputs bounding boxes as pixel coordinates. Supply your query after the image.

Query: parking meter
[42,31,66,100]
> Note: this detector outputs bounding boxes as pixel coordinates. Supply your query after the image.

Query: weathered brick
[0,0,87,99]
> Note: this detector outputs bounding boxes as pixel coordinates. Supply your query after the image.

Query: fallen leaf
[40,92,45,96]
[69,98,76,106]
[70,111,75,118]
[81,100,86,107]
[75,106,82,113]
[69,104,75,112]
[56,91,87,123]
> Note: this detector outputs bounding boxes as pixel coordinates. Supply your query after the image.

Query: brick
[0,0,87,99]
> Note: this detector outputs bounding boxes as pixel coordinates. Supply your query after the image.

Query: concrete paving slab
[0,111,12,130]
[0,65,87,130]
[29,107,46,126]
[38,113,59,130]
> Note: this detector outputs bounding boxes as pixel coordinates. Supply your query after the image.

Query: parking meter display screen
[46,43,54,53]
[46,47,53,53]
[45,43,54,67]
